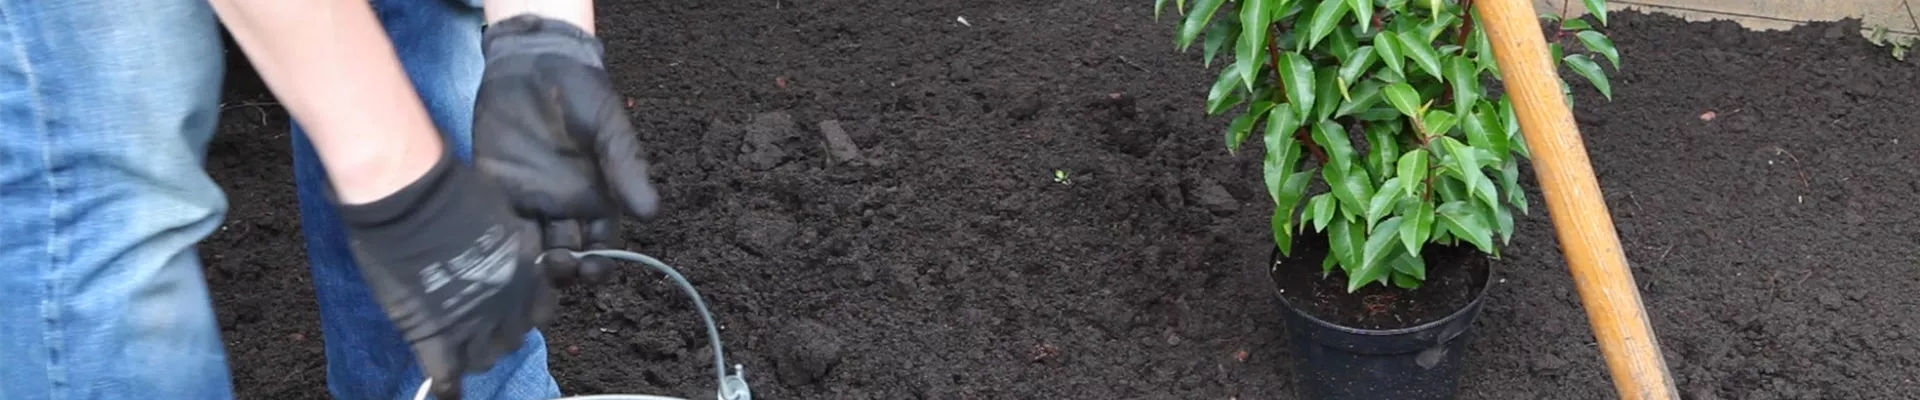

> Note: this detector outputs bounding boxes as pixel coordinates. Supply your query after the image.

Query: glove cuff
[337,147,459,229]
[481,14,606,69]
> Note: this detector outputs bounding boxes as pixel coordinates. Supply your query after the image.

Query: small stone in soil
[817,120,862,162]
[1189,179,1238,215]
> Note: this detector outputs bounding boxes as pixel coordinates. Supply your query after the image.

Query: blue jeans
[0,0,561,399]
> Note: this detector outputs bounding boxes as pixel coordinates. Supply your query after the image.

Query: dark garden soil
[198,4,1920,400]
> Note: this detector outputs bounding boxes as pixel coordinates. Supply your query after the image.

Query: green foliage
[1159,0,1623,292]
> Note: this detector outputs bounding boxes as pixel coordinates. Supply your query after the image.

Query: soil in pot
[1272,231,1493,331]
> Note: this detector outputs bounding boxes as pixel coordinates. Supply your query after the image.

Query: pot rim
[1267,246,1496,336]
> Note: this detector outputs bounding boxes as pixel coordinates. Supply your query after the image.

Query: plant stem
[1297,126,1329,164]
[1267,23,1330,164]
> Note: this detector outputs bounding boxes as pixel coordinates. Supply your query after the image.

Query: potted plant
[1154,0,1620,398]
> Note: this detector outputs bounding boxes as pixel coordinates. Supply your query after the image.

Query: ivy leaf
[1206,68,1244,115]
[1397,149,1428,196]
[1304,0,1351,50]
[1352,216,1404,292]
[1278,52,1318,116]
[1445,56,1480,115]
[1373,30,1405,78]
[1584,0,1609,25]
[1395,31,1444,79]
[1399,200,1435,254]
[1576,30,1621,69]
[1309,193,1337,232]
[1437,201,1496,253]
[1203,17,1238,68]
[1177,0,1227,51]
[1366,178,1404,229]
[1329,217,1365,274]
[1236,0,1274,89]
[1313,121,1357,173]
[1564,54,1613,100]
[1383,81,1421,118]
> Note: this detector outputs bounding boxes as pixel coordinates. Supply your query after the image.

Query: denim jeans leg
[0,0,232,399]
[288,1,562,399]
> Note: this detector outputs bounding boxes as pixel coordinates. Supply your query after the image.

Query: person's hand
[472,14,660,288]
[338,149,555,400]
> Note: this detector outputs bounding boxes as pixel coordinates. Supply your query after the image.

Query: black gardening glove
[339,149,555,400]
[474,14,660,287]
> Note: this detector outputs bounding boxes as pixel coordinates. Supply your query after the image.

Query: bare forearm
[484,0,595,33]
[209,0,444,205]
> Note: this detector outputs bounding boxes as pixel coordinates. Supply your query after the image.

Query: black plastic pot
[1269,249,1493,400]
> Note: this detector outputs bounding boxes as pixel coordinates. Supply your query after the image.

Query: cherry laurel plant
[1157,0,1621,292]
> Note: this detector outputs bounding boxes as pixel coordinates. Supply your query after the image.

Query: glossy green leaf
[1313,68,1344,121]
[1227,101,1274,153]
[1423,109,1458,138]
[1399,200,1435,254]
[1273,203,1295,255]
[1329,217,1365,273]
[1373,30,1406,77]
[1327,23,1360,60]
[1584,0,1609,25]
[1501,158,1528,215]
[1392,268,1422,289]
[1445,56,1479,115]
[1155,0,1173,20]
[1550,42,1563,62]
[1365,178,1403,229]
[1263,107,1303,200]
[1391,242,1426,280]
[1383,81,1421,118]
[1338,46,1378,89]
[1437,201,1496,253]
[1472,26,1499,75]
[1348,0,1373,34]
[1308,193,1337,232]
[1352,216,1404,292]
[1206,68,1244,115]
[1435,171,1468,203]
[1177,0,1227,51]
[1336,79,1386,117]
[1561,17,1592,30]
[1492,195,1515,245]
[1470,167,1500,212]
[1278,52,1318,116]
[1383,0,1408,12]
[1202,17,1238,68]
[1564,54,1612,100]
[1576,30,1620,69]
[1440,137,1496,210]
[1325,163,1375,220]
[1313,120,1357,173]
[1499,97,1530,158]
[1304,0,1351,50]
[1236,0,1274,89]
[1396,149,1428,197]
[1273,170,1314,254]
[1395,29,1444,79]
[1463,101,1508,156]
[1365,122,1400,181]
